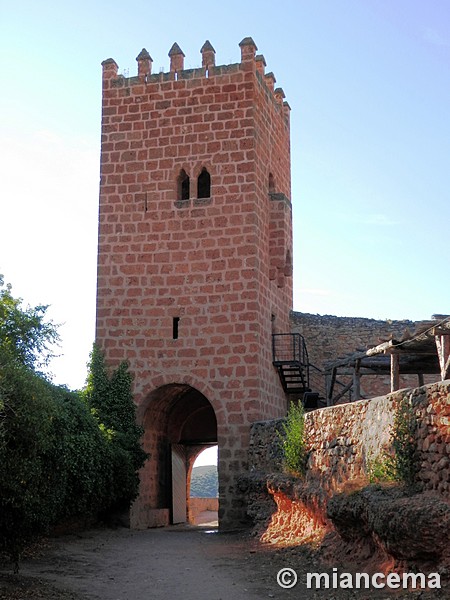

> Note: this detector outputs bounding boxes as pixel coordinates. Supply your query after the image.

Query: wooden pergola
[325,315,450,405]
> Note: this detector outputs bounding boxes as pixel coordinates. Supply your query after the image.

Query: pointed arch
[177,169,190,201]
[197,167,211,199]
[268,172,276,193]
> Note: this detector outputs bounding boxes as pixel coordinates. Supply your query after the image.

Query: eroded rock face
[237,472,277,534]
[328,486,450,564]
[251,475,450,573]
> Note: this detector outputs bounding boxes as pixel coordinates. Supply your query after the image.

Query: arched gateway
[132,382,217,528]
[96,38,293,529]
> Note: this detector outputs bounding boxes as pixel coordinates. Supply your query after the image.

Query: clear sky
[1,1,449,390]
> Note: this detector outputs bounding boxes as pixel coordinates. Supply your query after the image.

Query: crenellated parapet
[101,37,290,124]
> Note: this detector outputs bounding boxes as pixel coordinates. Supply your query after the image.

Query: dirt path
[1,526,267,600]
[1,525,449,600]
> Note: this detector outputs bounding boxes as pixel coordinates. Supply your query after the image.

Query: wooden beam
[391,353,400,392]
[331,381,353,405]
[331,368,379,376]
[444,354,450,380]
[352,359,361,401]
[327,367,337,406]
[440,335,450,380]
[432,327,450,336]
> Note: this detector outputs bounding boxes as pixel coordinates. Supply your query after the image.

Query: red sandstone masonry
[96,39,293,529]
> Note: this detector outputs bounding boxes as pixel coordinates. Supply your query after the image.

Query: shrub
[279,401,307,476]
[391,394,417,487]
[0,363,65,566]
[0,279,146,568]
[365,395,417,486]
[366,451,397,484]
[84,345,147,511]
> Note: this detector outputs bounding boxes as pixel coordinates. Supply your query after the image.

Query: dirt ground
[0,521,449,600]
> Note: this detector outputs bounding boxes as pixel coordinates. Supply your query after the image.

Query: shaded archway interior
[141,384,217,523]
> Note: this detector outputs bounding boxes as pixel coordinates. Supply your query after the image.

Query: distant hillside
[190,464,218,498]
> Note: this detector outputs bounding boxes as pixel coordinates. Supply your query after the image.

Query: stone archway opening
[188,446,218,526]
[132,383,218,529]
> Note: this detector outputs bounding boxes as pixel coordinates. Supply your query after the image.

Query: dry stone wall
[248,380,450,501]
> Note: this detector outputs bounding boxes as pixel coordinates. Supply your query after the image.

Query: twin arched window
[177,168,211,201]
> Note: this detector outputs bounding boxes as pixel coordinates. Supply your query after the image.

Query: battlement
[101,38,290,121]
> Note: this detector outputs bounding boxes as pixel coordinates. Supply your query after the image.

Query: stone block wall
[290,312,434,399]
[414,382,450,495]
[189,497,219,523]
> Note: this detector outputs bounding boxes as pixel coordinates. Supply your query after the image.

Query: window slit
[173,317,180,340]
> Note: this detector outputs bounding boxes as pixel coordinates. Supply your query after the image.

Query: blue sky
[1,1,449,389]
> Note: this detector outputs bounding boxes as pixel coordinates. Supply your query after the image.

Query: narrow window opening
[197,167,211,199]
[268,172,276,193]
[284,249,293,277]
[177,169,190,201]
[175,71,178,81]
[173,317,180,339]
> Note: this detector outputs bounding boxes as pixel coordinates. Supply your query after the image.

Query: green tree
[0,275,58,374]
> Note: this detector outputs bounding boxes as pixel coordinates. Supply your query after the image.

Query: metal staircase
[272,333,354,409]
[272,333,311,395]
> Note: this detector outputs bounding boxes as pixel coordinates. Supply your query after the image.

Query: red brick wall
[96,40,293,528]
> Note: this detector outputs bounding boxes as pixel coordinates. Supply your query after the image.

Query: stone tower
[96,38,293,529]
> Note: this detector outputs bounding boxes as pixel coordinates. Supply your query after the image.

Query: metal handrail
[272,333,310,389]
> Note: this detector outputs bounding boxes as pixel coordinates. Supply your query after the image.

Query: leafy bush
[365,395,417,486]
[84,344,147,510]
[391,395,417,486]
[0,278,146,567]
[0,364,59,564]
[0,365,115,563]
[279,401,307,476]
[366,451,397,484]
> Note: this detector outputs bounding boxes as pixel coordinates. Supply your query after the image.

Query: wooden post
[391,353,400,392]
[444,335,450,380]
[435,334,450,381]
[418,373,424,387]
[352,359,361,401]
[325,373,331,407]
[327,367,337,406]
